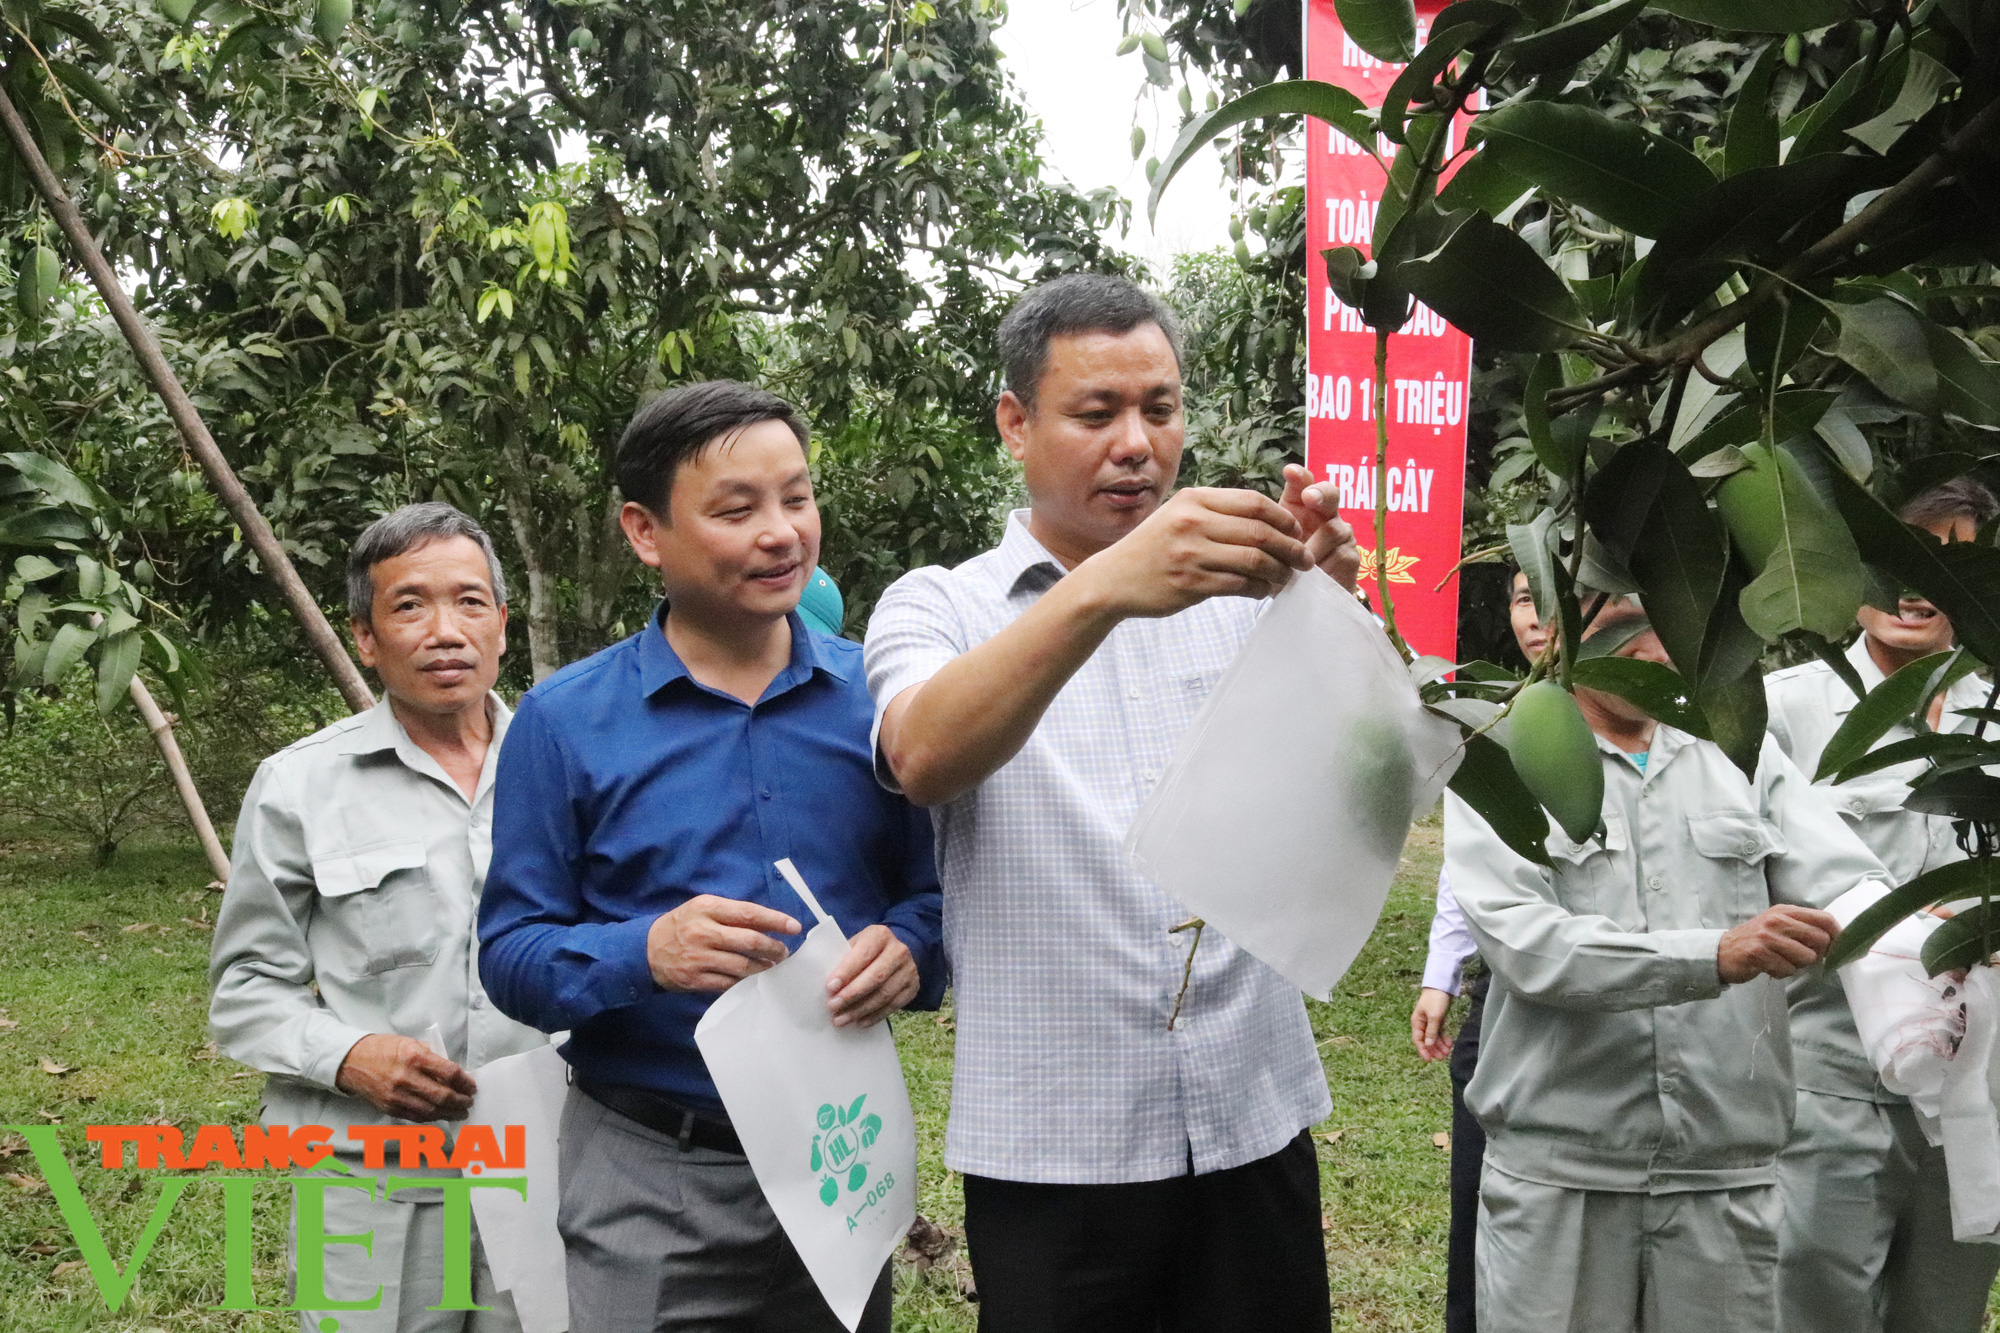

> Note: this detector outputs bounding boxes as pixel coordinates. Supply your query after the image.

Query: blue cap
[796,567,845,637]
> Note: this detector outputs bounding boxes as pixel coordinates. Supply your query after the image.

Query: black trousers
[961,1129,1330,1333]
[1446,974,1489,1333]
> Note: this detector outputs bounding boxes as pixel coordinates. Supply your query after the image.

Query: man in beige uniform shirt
[1766,478,2000,1333]
[1450,599,1884,1333]
[210,504,547,1331]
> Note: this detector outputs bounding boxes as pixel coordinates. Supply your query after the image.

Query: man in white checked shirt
[865,273,1361,1332]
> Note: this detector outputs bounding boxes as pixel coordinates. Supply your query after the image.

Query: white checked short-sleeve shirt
[865,511,1331,1184]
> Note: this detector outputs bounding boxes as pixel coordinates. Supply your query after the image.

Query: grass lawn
[9,816,1991,1330]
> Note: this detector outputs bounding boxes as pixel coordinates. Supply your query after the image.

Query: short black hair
[347,502,506,624]
[997,273,1184,414]
[614,379,810,514]
[1900,477,2000,532]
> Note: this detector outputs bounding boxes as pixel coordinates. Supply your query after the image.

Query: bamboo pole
[128,675,232,886]
[0,84,375,714]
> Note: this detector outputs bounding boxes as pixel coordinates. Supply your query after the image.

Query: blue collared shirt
[478,606,945,1119]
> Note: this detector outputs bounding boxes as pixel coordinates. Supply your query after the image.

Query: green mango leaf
[1722,444,1866,643]
[1507,511,1560,625]
[1438,148,1534,216]
[1676,391,1834,464]
[1570,656,1711,738]
[1846,52,1958,155]
[1363,194,1462,331]
[1925,322,2000,428]
[1904,769,2000,820]
[1722,40,1785,176]
[2,452,98,510]
[1745,299,1829,394]
[1787,51,1890,162]
[41,621,96,686]
[1381,23,1489,146]
[1814,650,1972,780]
[94,630,142,715]
[1837,299,1937,412]
[1922,903,2000,977]
[1500,0,1647,74]
[1582,443,1725,681]
[48,62,122,119]
[1149,81,1373,223]
[36,9,116,59]
[1648,0,1852,34]
[1324,246,1368,308]
[1398,212,1585,351]
[1477,101,1715,237]
[1448,733,1551,866]
[1825,857,2000,969]
[1631,153,1871,327]
[1834,732,2000,784]
[0,508,92,546]
[1697,664,1769,779]
[1336,0,1417,62]
[1826,468,2000,670]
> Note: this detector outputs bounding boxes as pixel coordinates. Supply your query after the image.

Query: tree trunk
[128,674,233,885]
[574,489,633,652]
[498,434,561,682]
[0,84,374,715]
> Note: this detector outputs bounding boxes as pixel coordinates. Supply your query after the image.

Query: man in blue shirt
[479,379,944,1333]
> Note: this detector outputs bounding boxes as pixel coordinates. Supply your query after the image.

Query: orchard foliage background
[1144,0,2000,931]
[4,0,2000,889]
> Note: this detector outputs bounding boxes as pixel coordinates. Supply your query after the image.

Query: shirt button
[471,994,483,1010]
[760,789,772,801]
[1646,875,1662,890]
[1661,1076,1678,1093]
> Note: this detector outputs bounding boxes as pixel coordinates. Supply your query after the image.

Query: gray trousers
[1777,1090,2000,1333]
[290,1170,519,1333]
[1475,1163,1779,1333]
[557,1084,892,1333]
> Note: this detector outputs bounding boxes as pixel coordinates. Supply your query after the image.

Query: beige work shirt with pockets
[1450,727,1890,1194]
[1765,636,1993,1101]
[209,695,548,1151]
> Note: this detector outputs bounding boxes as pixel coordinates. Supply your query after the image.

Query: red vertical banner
[1304,0,1475,662]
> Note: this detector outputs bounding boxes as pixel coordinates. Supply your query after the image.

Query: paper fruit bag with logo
[1125,568,1462,999]
[694,859,917,1330]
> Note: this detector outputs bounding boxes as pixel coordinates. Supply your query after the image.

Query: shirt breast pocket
[1546,811,1628,917]
[1686,810,1785,924]
[312,840,441,975]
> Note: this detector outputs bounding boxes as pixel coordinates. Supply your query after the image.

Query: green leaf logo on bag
[810,1094,884,1207]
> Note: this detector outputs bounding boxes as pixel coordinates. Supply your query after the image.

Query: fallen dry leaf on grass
[180,917,213,932]
[25,1243,58,1255]
[52,1260,85,1277]
[121,922,153,934]
[229,1069,261,1080]
[152,947,168,956]
[37,1057,73,1076]
[35,1109,60,1123]
[0,1009,19,1029]
[1432,1132,1451,1150]
[5,1173,46,1193]
[1320,1129,1346,1145]
[900,1213,958,1272]
[1321,1213,1334,1232]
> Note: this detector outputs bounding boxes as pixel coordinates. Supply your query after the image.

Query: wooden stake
[127,675,232,885]
[0,84,374,714]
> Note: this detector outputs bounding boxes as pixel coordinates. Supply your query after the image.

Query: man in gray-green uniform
[1765,477,2000,1333]
[211,504,547,1331]
[1449,599,1886,1333]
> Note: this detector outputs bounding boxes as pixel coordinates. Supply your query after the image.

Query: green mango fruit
[1714,442,1830,574]
[1508,681,1604,843]
[313,0,352,46]
[1348,712,1419,860]
[35,245,59,299]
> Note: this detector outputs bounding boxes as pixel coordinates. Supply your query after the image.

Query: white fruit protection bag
[464,1042,571,1333]
[1125,569,1463,1000]
[694,859,919,1330]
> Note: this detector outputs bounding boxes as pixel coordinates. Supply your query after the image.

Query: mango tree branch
[1371,326,1405,656]
[1545,92,2000,418]
[0,82,374,715]
[129,675,231,884]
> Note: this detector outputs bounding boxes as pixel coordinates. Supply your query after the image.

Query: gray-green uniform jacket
[1448,727,1890,1193]
[1765,638,1990,1103]
[208,695,548,1148]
